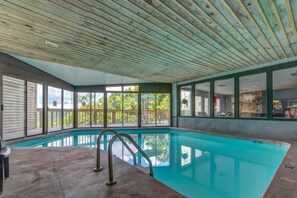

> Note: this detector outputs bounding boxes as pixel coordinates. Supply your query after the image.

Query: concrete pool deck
[1,147,184,198]
[265,140,297,198]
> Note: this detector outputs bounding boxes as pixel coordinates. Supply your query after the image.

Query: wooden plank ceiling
[0,0,297,83]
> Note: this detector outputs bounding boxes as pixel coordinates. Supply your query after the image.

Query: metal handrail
[93,129,136,172]
[106,133,154,185]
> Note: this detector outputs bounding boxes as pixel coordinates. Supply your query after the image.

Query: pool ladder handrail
[93,128,136,172]
[106,133,154,185]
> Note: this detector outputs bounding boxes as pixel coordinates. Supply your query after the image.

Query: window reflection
[91,93,104,127]
[27,82,43,136]
[239,73,267,118]
[63,90,74,129]
[181,145,191,166]
[123,93,138,127]
[156,94,171,126]
[48,86,62,132]
[180,86,192,116]
[107,93,123,127]
[214,78,234,117]
[142,134,170,167]
[141,94,156,126]
[78,92,91,127]
[273,67,297,119]
[195,82,210,117]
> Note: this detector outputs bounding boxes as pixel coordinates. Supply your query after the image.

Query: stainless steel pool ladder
[93,128,136,172]
[106,133,153,185]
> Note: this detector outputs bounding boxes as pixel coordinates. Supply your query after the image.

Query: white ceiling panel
[13,55,149,86]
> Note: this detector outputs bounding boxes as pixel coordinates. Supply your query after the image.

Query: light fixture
[45,40,59,48]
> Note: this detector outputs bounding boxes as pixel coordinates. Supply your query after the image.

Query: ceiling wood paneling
[0,0,296,83]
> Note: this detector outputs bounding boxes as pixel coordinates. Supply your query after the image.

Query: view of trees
[76,91,170,127]
[46,88,170,129]
[144,134,170,164]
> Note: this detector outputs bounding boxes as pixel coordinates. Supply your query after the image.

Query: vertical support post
[89,92,92,127]
[104,92,107,128]
[0,74,3,138]
[138,92,141,127]
[191,84,195,117]
[93,93,97,127]
[267,70,273,119]
[235,76,239,118]
[44,85,48,135]
[154,93,157,126]
[61,89,64,130]
[24,81,28,137]
[122,92,124,127]
[74,91,78,128]
[210,80,214,118]
[177,85,180,127]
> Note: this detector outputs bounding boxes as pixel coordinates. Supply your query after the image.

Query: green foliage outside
[144,134,170,163]
[47,91,170,127]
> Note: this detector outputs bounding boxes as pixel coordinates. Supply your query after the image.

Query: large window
[141,93,170,126]
[48,86,62,132]
[91,92,104,127]
[141,93,156,126]
[273,67,297,119]
[195,82,210,117]
[180,86,191,116]
[123,85,139,92]
[107,92,122,127]
[63,90,74,129]
[77,92,91,127]
[106,86,122,92]
[214,78,234,117]
[240,73,266,118]
[2,76,25,140]
[27,82,43,136]
[156,93,170,126]
[123,93,138,126]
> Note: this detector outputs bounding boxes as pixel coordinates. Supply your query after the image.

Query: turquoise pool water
[11,129,288,198]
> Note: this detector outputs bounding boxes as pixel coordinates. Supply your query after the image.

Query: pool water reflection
[12,129,287,198]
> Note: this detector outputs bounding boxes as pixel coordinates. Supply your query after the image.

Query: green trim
[191,84,195,117]
[179,60,297,87]
[177,59,297,122]
[104,92,107,128]
[210,80,214,118]
[234,76,239,118]
[266,70,273,119]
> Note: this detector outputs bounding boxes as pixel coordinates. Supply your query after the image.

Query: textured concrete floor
[1,147,184,198]
[264,141,297,198]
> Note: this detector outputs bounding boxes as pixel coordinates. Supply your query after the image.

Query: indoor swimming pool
[11,129,288,198]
